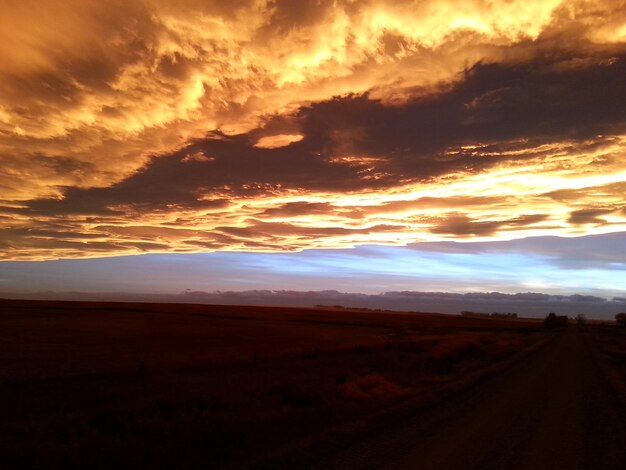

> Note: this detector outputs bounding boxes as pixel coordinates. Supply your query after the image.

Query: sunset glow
[7,5,626,468]
[0,0,625,301]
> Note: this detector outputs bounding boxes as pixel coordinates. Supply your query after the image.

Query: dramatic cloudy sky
[1,0,625,302]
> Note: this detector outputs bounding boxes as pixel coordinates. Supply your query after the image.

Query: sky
[1,0,626,308]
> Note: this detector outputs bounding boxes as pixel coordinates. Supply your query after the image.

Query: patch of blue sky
[0,236,624,298]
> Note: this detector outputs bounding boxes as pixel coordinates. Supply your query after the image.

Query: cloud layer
[1,1,626,260]
[1,232,625,298]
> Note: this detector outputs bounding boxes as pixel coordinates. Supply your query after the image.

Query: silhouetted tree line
[461,311,518,319]
[616,313,626,326]
[544,312,568,328]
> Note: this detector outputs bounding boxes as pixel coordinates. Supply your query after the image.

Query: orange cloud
[1,0,626,259]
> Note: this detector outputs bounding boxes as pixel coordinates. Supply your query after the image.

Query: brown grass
[0,299,543,469]
[341,374,413,402]
[587,324,626,401]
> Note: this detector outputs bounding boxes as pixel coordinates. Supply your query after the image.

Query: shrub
[544,313,568,328]
[341,374,411,402]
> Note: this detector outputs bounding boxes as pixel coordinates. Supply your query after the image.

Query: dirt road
[311,327,626,470]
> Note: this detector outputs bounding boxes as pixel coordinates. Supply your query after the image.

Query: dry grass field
[0,299,546,468]
[588,323,626,401]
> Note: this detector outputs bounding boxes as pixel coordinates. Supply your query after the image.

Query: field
[0,299,562,468]
[588,324,626,400]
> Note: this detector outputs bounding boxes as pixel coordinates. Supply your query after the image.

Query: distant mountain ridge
[2,289,625,319]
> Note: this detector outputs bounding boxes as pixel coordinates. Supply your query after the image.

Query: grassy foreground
[0,299,545,468]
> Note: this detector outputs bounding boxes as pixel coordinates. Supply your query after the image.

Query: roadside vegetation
[588,314,626,402]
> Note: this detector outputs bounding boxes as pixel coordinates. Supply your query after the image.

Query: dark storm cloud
[430,214,549,236]
[17,52,626,217]
[25,182,231,215]
[430,214,504,237]
[568,208,613,225]
[259,202,336,217]
[292,52,626,180]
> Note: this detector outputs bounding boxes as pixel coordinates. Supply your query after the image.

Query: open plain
[0,299,624,469]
